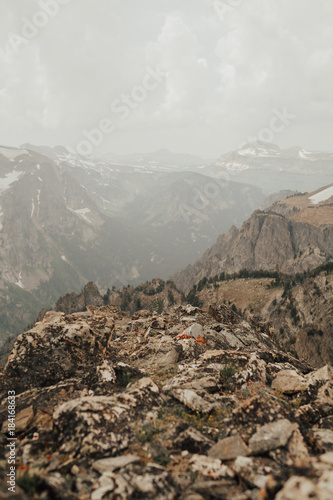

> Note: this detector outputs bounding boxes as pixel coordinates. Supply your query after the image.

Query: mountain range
[0,141,332,357]
[206,141,333,193]
[0,143,265,352]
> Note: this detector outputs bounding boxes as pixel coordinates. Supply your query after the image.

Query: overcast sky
[0,0,332,157]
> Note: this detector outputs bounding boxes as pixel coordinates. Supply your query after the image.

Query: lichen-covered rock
[271,369,306,394]
[232,456,268,489]
[208,434,250,461]
[53,377,161,457]
[0,303,332,499]
[249,419,298,454]
[189,454,234,479]
[174,427,214,454]
[313,429,333,452]
[275,475,332,500]
[169,388,215,413]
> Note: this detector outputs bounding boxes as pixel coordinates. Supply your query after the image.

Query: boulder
[169,388,214,413]
[313,429,333,452]
[276,476,332,500]
[271,370,306,394]
[208,434,250,461]
[92,455,140,474]
[249,419,298,454]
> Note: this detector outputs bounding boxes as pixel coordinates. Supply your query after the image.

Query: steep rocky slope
[192,265,333,368]
[0,146,137,354]
[0,303,333,499]
[173,186,333,292]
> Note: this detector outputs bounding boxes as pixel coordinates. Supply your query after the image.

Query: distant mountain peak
[239,140,281,151]
[237,141,281,157]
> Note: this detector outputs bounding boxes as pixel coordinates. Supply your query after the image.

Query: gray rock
[276,475,332,500]
[233,456,268,489]
[313,429,333,452]
[174,427,214,453]
[320,452,333,466]
[96,360,116,384]
[189,454,234,479]
[208,434,250,461]
[169,388,214,413]
[177,323,205,343]
[91,484,115,500]
[249,419,298,454]
[1,406,34,433]
[93,454,140,474]
[306,365,333,386]
[53,377,161,457]
[271,370,306,394]
[317,471,333,496]
[287,429,311,468]
[155,344,182,366]
[315,382,333,409]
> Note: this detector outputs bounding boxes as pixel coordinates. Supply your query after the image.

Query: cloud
[145,13,209,121]
[214,0,333,145]
[0,0,332,155]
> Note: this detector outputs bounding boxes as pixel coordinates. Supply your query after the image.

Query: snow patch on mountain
[238,144,281,158]
[15,272,25,289]
[299,149,316,161]
[0,171,24,193]
[37,189,41,217]
[0,147,28,160]
[309,186,333,205]
[68,207,92,223]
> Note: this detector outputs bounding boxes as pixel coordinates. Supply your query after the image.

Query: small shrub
[17,475,43,495]
[153,451,170,466]
[220,361,237,382]
[136,423,161,444]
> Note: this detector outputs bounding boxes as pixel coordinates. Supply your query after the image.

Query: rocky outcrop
[173,188,333,293]
[54,281,103,315]
[107,278,183,315]
[0,303,332,498]
[194,269,333,367]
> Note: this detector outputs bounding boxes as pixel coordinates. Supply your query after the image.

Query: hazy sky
[0,0,332,157]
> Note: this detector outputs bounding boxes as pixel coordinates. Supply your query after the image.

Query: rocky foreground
[0,304,332,499]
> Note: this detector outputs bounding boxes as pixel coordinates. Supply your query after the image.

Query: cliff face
[54,281,104,315]
[195,268,333,368]
[173,187,333,293]
[268,272,333,368]
[0,303,333,499]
